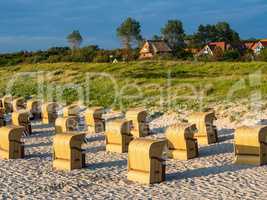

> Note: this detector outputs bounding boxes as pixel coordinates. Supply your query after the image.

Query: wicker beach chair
[166,123,198,160]
[12,110,32,135]
[0,108,6,127]
[12,97,26,112]
[85,107,105,133]
[63,104,81,117]
[26,99,42,120]
[125,108,149,138]
[2,95,13,113]
[41,102,60,124]
[0,125,25,159]
[234,126,267,165]
[55,116,78,134]
[188,111,218,145]
[105,120,133,153]
[53,133,85,171]
[127,138,166,184]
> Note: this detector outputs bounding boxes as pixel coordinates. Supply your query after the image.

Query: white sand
[1,106,267,199]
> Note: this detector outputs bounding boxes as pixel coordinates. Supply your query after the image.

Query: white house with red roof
[254,40,267,54]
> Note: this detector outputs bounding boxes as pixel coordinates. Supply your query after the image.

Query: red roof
[207,42,230,51]
[244,42,257,50]
[260,41,267,47]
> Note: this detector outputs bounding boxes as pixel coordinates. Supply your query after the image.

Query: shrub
[258,48,267,61]
[93,51,110,63]
[223,50,241,61]
[47,55,62,63]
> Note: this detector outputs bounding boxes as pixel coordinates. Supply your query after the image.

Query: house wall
[139,53,154,59]
[254,43,264,54]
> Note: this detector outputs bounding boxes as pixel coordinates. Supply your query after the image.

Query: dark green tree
[161,20,185,50]
[195,24,217,46]
[259,48,267,61]
[152,35,162,40]
[67,30,83,49]
[116,17,143,50]
[215,22,240,43]
[194,22,240,46]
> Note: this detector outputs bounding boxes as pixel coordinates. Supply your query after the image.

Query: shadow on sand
[150,127,168,136]
[218,128,235,142]
[199,143,234,158]
[85,135,105,143]
[84,145,106,154]
[27,131,54,139]
[167,164,253,181]
[24,141,52,148]
[25,152,52,159]
[86,159,127,170]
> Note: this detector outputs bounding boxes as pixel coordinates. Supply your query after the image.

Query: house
[244,41,258,51]
[253,40,267,54]
[196,42,232,57]
[139,40,172,59]
[185,48,201,54]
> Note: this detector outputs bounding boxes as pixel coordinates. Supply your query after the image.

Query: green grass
[1,60,267,111]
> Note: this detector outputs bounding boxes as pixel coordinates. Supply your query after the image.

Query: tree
[194,22,240,46]
[215,22,240,43]
[195,24,217,46]
[67,30,83,49]
[152,35,162,40]
[161,20,186,51]
[116,17,143,50]
[258,48,267,61]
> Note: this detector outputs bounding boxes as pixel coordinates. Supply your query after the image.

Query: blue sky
[0,0,266,53]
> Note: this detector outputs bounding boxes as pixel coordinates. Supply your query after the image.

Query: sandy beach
[1,105,267,199]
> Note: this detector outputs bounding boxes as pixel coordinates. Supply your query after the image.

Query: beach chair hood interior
[85,107,105,133]
[2,95,13,113]
[41,102,60,124]
[12,110,32,135]
[55,116,78,134]
[26,99,42,120]
[63,104,81,117]
[12,97,26,112]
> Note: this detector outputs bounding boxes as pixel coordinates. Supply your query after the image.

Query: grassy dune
[1,61,267,111]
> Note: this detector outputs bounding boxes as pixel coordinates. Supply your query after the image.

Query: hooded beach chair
[105,119,133,153]
[2,95,13,113]
[55,116,78,134]
[12,97,26,112]
[166,123,198,160]
[41,102,60,124]
[12,110,32,135]
[0,107,6,127]
[188,111,218,145]
[63,104,81,117]
[125,108,149,138]
[0,125,25,159]
[127,138,166,184]
[53,133,85,171]
[85,107,105,133]
[234,125,267,165]
[26,99,42,120]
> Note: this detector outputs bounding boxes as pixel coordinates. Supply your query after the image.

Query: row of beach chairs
[0,95,266,185]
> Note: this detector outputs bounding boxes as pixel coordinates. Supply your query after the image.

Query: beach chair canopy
[127,138,166,184]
